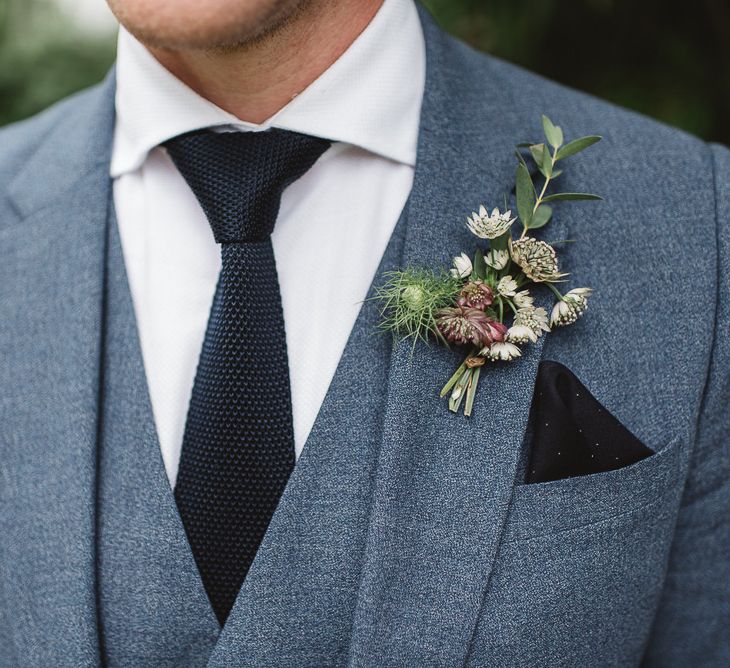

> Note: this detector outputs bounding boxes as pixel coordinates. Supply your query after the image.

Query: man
[0,0,728,665]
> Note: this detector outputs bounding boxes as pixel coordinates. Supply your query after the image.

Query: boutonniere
[375,116,602,416]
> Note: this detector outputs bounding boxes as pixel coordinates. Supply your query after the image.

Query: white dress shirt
[111,0,425,486]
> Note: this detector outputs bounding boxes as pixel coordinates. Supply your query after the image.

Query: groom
[0,0,728,665]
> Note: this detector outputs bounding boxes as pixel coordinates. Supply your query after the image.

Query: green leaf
[551,169,564,179]
[541,143,553,177]
[514,149,529,169]
[473,249,487,279]
[490,230,510,251]
[515,163,536,227]
[542,192,603,202]
[529,204,553,229]
[529,143,545,167]
[556,135,602,160]
[542,115,563,149]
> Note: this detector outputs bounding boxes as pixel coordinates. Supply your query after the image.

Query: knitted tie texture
[165,129,330,625]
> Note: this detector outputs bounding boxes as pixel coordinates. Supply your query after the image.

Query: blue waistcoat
[96,215,220,666]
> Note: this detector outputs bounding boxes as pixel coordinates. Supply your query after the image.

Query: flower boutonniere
[375,116,602,416]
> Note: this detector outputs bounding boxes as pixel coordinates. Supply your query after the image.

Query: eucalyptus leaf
[516,163,536,227]
[541,144,553,177]
[542,192,603,202]
[556,135,602,160]
[529,143,545,167]
[473,248,487,279]
[529,204,553,229]
[514,149,529,169]
[490,230,510,251]
[542,115,564,149]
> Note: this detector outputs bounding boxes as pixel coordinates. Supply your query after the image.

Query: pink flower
[457,280,494,310]
[483,319,508,344]
[436,306,507,347]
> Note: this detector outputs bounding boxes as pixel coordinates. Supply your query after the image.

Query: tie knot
[165,129,331,244]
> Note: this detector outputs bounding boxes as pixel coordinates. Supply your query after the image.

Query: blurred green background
[0,0,728,144]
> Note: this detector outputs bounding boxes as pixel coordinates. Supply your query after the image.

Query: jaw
[106,0,309,51]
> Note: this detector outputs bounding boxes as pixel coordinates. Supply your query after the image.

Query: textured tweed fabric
[1,7,730,667]
[165,129,331,624]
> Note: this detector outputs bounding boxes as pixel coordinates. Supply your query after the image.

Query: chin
[107,0,306,50]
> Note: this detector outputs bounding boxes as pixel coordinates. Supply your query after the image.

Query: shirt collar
[111,0,425,177]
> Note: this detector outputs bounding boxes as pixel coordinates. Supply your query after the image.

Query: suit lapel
[346,10,563,666]
[0,74,116,666]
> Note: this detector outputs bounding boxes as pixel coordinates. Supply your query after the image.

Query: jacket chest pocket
[467,435,687,668]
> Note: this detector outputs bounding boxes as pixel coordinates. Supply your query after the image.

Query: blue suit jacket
[1,8,728,667]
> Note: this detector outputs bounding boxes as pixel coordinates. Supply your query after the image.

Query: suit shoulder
[0,84,107,189]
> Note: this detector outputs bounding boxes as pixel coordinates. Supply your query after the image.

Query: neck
[147,0,383,124]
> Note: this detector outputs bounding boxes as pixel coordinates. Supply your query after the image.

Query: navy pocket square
[525,360,654,484]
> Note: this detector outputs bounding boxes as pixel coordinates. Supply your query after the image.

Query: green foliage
[542,193,603,202]
[473,249,487,279]
[542,115,563,149]
[0,0,116,127]
[530,204,553,229]
[515,117,602,232]
[515,162,535,227]
[423,0,729,145]
[556,136,602,160]
[373,268,460,347]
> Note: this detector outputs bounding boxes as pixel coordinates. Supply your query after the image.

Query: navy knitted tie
[165,129,330,625]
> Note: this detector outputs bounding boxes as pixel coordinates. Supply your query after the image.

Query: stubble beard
[110,0,315,52]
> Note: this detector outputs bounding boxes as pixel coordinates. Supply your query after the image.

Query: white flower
[565,287,593,304]
[450,252,473,279]
[497,275,518,297]
[551,287,593,327]
[466,205,516,240]
[513,289,534,308]
[514,305,551,338]
[550,300,578,327]
[481,341,522,361]
[507,324,538,344]
[509,237,567,282]
[485,248,509,270]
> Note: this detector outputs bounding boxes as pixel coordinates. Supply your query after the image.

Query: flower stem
[546,282,564,300]
[521,145,558,239]
[464,366,481,417]
[448,367,472,413]
[440,359,467,398]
